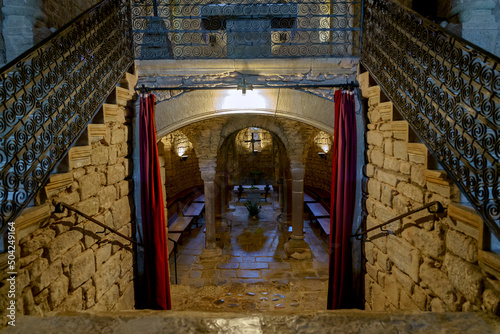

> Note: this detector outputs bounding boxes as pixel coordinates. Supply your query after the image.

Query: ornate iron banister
[0,0,133,233]
[132,0,363,59]
[361,0,500,240]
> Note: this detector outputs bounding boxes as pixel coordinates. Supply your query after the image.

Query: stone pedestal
[284,238,312,260]
[449,0,498,53]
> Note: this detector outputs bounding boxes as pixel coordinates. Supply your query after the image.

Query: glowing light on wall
[178,146,186,157]
[321,144,329,153]
[218,89,270,112]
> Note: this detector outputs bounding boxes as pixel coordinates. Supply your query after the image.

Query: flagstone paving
[168,201,331,312]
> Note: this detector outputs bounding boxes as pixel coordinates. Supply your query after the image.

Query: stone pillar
[199,161,222,258]
[449,0,498,53]
[284,165,311,260]
[2,0,45,63]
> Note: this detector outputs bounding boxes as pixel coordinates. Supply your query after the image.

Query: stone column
[2,0,44,63]
[199,161,222,258]
[449,0,498,53]
[284,165,311,260]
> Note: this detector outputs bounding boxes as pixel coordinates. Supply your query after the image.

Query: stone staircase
[8,71,137,243]
[358,68,500,313]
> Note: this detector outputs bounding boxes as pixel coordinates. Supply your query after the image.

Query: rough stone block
[420,262,457,310]
[393,195,410,215]
[371,148,385,168]
[34,259,63,294]
[59,288,83,312]
[483,289,500,316]
[107,164,125,185]
[47,230,82,262]
[411,164,426,188]
[400,290,419,311]
[94,253,122,300]
[387,235,421,282]
[402,227,445,260]
[371,283,389,311]
[394,141,408,161]
[70,249,96,290]
[412,285,427,310]
[78,173,101,200]
[98,186,117,210]
[77,197,100,217]
[110,197,132,229]
[385,274,401,308]
[113,283,135,310]
[392,266,414,296]
[49,274,69,309]
[444,253,483,303]
[381,184,396,207]
[29,257,49,280]
[397,182,424,203]
[61,244,83,268]
[384,138,393,156]
[367,179,381,200]
[94,284,120,311]
[384,156,400,172]
[91,145,109,166]
[366,262,379,282]
[19,248,43,268]
[111,128,125,145]
[108,146,118,165]
[400,161,411,175]
[377,251,390,273]
[367,130,384,147]
[365,242,375,265]
[373,201,397,226]
[20,228,56,257]
[377,169,408,187]
[95,244,112,270]
[367,216,387,253]
[446,229,478,263]
[117,180,132,199]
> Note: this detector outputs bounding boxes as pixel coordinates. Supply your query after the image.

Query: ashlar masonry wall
[363,90,500,315]
[6,100,136,320]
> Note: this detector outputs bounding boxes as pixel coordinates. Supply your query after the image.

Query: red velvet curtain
[139,94,171,310]
[327,90,357,309]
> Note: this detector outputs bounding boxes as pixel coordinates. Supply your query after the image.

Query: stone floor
[168,201,331,312]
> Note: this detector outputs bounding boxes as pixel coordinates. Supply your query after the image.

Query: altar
[233,185,273,205]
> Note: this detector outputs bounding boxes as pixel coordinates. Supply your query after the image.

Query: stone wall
[9,100,136,320]
[158,132,203,202]
[362,89,500,314]
[304,132,333,193]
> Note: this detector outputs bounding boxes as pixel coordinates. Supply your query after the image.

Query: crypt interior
[1,0,500,332]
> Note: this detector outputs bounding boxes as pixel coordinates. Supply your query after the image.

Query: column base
[200,247,223,259]
[284,238,312,260]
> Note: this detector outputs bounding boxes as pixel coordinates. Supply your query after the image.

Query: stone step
[44,172,73,199]
[358,71,370,98]
[115,86,135,106]
[425,169,450,186]
[448,203,482,241]
[68,146,92,169]
[392,120,409,141]
[88,124,108,143]
[102,103,119,122]
[5,310,500,333]
[14,203,51,240]
[407,143,427,165]
[378,101,393,122]
[120,72,138,90]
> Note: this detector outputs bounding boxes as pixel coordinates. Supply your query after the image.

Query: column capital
[290,167,305,181]
[199,159,217,182]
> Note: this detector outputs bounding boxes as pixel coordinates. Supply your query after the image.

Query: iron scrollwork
[361,0,500,238]
[132,0,362,59]
[0,0,133,235]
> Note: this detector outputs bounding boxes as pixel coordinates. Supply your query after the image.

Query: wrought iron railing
[361,0,500,239]
[0,0,133,235]
[132,0,362,59]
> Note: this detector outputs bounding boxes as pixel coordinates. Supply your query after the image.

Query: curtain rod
[135,82,359,93]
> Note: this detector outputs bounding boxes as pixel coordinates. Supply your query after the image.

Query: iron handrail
[352,201,443,240]
[55,202,142,247]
